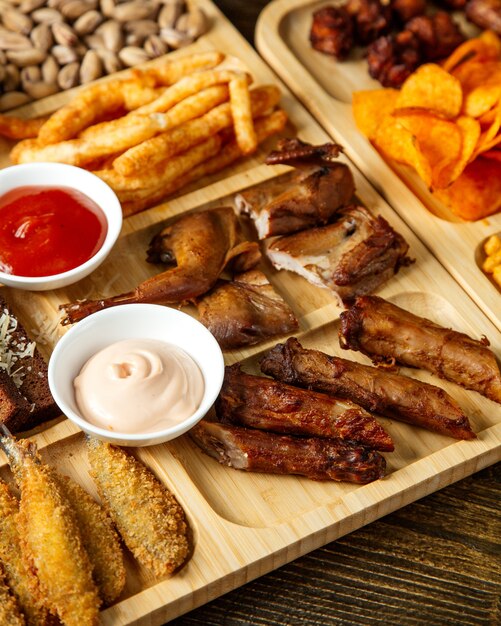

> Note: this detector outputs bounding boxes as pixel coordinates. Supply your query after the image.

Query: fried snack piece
[310,6,354,59]
[339,295,501,403]
[216,363,394,450]
[228,73,257,155]
[260,338,475,440]
[190,420,386,484]
[113,85,280,176]
[1,437,100,626]
[52,474,126,606]
[0,115,48,140]
[86,438,189,578]
[119,109,288,217]
[0,563,25,626]
[36,51,224,144]
[0,481,49,626]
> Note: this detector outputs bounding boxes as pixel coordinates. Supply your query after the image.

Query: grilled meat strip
[235,139,355,239]
[190,421,386,484]
[197,270,298,350]
[265,205,411,305]
[260,338,475,439]
[339,295,501,404]
[216,364,394,451]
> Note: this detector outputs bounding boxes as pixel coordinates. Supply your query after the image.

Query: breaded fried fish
[0,480,49,626]
[86,437,190,578]
[0,562,26,626]
[1,437,100,626]
[53,473,126,606]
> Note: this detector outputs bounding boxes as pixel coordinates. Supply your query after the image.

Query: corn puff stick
[0,563,25,626]
[86,438,189,578]
[135,69,249,114]
[120,109,288,216]
[1,437,100,626]
[0,481,49,626]
[52,473,126,606]
[114,85,281,176]
[229,74,257,155]
[37,52,225,145]
[0,115,48,140]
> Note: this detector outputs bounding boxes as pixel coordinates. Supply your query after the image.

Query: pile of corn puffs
[8,50,288,217]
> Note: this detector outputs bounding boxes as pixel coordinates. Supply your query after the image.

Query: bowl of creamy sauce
[48,304,224,446]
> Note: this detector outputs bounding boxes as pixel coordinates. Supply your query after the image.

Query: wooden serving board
[0,1,500,624]
[255,0,501,333]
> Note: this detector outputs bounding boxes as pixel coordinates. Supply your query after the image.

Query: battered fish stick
[0,481,50,626]
[53,473,126,606]
[0,562,26,626]
[1,437,100,626]
[86,437,190,578]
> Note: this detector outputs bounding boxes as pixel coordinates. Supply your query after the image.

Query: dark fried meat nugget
[367,30,423,87]
[346,0,393,44]
[391,0,427,22]
[310,6,354,59]
[465,0,501,35]
[437,0,467,8]
[406,11,466,60]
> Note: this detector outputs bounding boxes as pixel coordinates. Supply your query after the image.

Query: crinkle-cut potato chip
[373,116,432,187]
[392,110,462,188]
[395,64,463,119]
[352,89,399,140]
[433,157,501,220]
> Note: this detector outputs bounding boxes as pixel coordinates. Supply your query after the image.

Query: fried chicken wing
[0,563,25,626]
[0,437,100,626]
[339,295,501,404]
[190,421,386,483]
[235,140,355,239]
[86,438,189,578]
[53,474,126,606]
[406,12,466,61]
[367,30,423,87]
[465,0,501,35]
[310,6,355,59]
[260,338,475,440]
[0,481,49,626]
[59,207,260,325]
[197,270,298,349]
[265,206,411,305]
[346,0,393,44]
[216,364,394,450]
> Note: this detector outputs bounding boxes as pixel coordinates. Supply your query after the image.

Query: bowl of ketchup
[0,163,122,290]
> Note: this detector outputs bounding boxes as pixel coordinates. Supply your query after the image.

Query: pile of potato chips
[353,30,501,221]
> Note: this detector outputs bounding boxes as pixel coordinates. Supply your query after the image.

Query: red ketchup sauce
[0,186,107,277]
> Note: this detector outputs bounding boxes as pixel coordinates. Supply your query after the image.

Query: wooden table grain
[170,2,501,624]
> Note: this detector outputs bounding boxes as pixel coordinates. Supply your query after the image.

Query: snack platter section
[0,1,500,625]
[256,0,501,333]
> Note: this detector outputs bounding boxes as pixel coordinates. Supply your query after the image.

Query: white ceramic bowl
[48,304,225,447]
[0,163,122,290]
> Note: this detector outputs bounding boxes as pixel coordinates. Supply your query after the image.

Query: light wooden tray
[255,0,501,333]
[1,1,500,624]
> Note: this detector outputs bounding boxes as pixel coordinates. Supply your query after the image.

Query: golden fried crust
[53,473,126,606]
[0,481,50,626]
[87,438,190,578]
[8,440,100,626]
[0,563,26,626]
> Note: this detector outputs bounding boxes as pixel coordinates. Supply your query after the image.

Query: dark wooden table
[170,2,501,624]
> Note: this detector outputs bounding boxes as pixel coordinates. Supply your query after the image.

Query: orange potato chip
[373,116,432,186]
[482,148,501,162]
[433,156,501,220]
[473,105,501,158]
[442,115,481,185]
[392,110,462,188]
[463,82,501,118]
[396,64,463,119]
[442,31,501,73]
[352,89,399,140]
